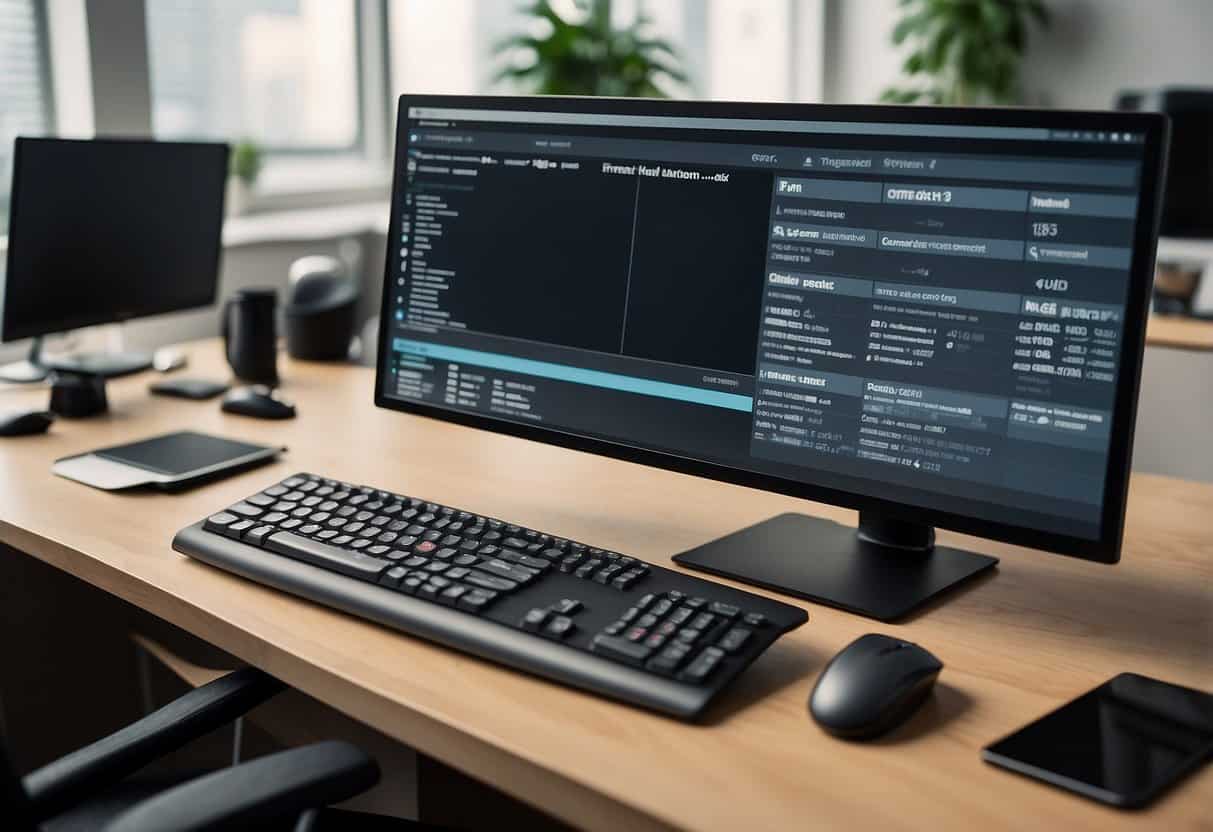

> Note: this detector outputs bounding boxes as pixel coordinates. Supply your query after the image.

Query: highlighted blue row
[393,338,754,413]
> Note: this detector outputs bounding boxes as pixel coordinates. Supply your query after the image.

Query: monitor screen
[2,138,228,341]
[376,97,1163,558]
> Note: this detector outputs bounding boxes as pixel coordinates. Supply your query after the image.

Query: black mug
[224,288,279,385]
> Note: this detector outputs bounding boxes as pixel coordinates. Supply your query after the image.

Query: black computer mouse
[0,409,54,437]
[221,385,297,420]
[809,633,942,739]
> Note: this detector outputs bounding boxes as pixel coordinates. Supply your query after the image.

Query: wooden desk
[1,339,1210,830]
[1146,314,1213,351]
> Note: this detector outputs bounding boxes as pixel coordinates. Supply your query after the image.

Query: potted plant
[494,0,687,97]
[227,139,263,216]
[880,0,1050,106]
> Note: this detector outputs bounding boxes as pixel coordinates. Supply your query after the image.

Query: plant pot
[226,178,254,216]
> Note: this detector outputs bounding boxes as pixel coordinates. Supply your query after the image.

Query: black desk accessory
[48,371,108,418]
[150,378,230,400]
[224,288,279,385]
[809,633,943,739]
[221,385,296,420]
[285,255,360,360]
[983,673,1213,808]
[0,408,54,437]
[53,430,284,491]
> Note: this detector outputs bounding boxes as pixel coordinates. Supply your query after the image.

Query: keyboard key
[709,602,740,620]
[522,608,549,631]
[544,615,575,639]
[647,644,691,675]
[204,512,239,534]
[280,518,303,531]
[439,585,467,606]
[477,558,537,584]
[637,593,656,609]
[299,524,321,536]
[717,627,752,654]
[246,493,275,507]
[414,540,438,554]
[680,647,725,683]
[380,566,408,588]
[594,564,623,584]
[228,519,255,538]
[262,512,289,525]
[458,590,495,612]
[245,525,274,545]
[265,531,389,581]
[591,635,653,667]
[551,598,581,615]
[464,571,517,593]
[743,613,768,628]
[669,607,694,625]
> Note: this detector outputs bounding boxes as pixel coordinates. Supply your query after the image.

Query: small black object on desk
[49,371,109,418]
[0,408,54,436]
[150,378,230,400]
[809,633,943,739]
[222,385,296,420]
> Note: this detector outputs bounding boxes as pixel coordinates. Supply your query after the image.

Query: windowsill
[243,156,392,214]
[0,201,392,256]
[223,201,390,248]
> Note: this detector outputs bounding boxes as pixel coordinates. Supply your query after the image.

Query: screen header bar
[408,106,1055,141]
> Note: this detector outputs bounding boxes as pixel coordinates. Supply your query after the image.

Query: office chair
[2,666,423,830]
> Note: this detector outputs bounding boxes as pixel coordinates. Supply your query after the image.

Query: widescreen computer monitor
[374,96,1167,620]
[1,137,228,380]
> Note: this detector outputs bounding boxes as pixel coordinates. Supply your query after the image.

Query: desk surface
[1146,314,1213,351]
[1,340,1210,831]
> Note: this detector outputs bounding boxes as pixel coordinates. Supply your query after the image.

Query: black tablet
[983,673,1213,808]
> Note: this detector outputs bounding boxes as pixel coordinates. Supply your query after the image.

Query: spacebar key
[265,531,389,581]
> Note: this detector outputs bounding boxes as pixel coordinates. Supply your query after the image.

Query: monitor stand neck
[856,511,935,553]
[672,510,997,621]
[0,337,49,384]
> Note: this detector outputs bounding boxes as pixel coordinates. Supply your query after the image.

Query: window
[145,0,361,151]
[0,0,53,233]
[388,0,821,103]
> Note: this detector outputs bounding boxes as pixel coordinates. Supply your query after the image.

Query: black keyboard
[173,473,808,719]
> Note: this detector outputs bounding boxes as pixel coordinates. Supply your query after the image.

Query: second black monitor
[2,137,228,363]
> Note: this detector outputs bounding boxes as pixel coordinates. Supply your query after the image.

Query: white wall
[822,0,1213,107]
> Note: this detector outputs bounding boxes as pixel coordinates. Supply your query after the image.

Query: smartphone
[983,673,1213,808]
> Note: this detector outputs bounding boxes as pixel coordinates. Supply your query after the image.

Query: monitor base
[43,350,153,378]
[672,511,998,621]
[0,336,49,383]
[0,359,49,383]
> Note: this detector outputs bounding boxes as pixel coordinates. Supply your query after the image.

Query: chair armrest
[23,666,285,821]
[103,740,379,832]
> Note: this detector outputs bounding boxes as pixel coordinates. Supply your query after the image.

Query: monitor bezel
[2,136,229,342]
[375,94,1168,565]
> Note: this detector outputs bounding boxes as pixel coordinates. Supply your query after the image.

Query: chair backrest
[1,733,37,831]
